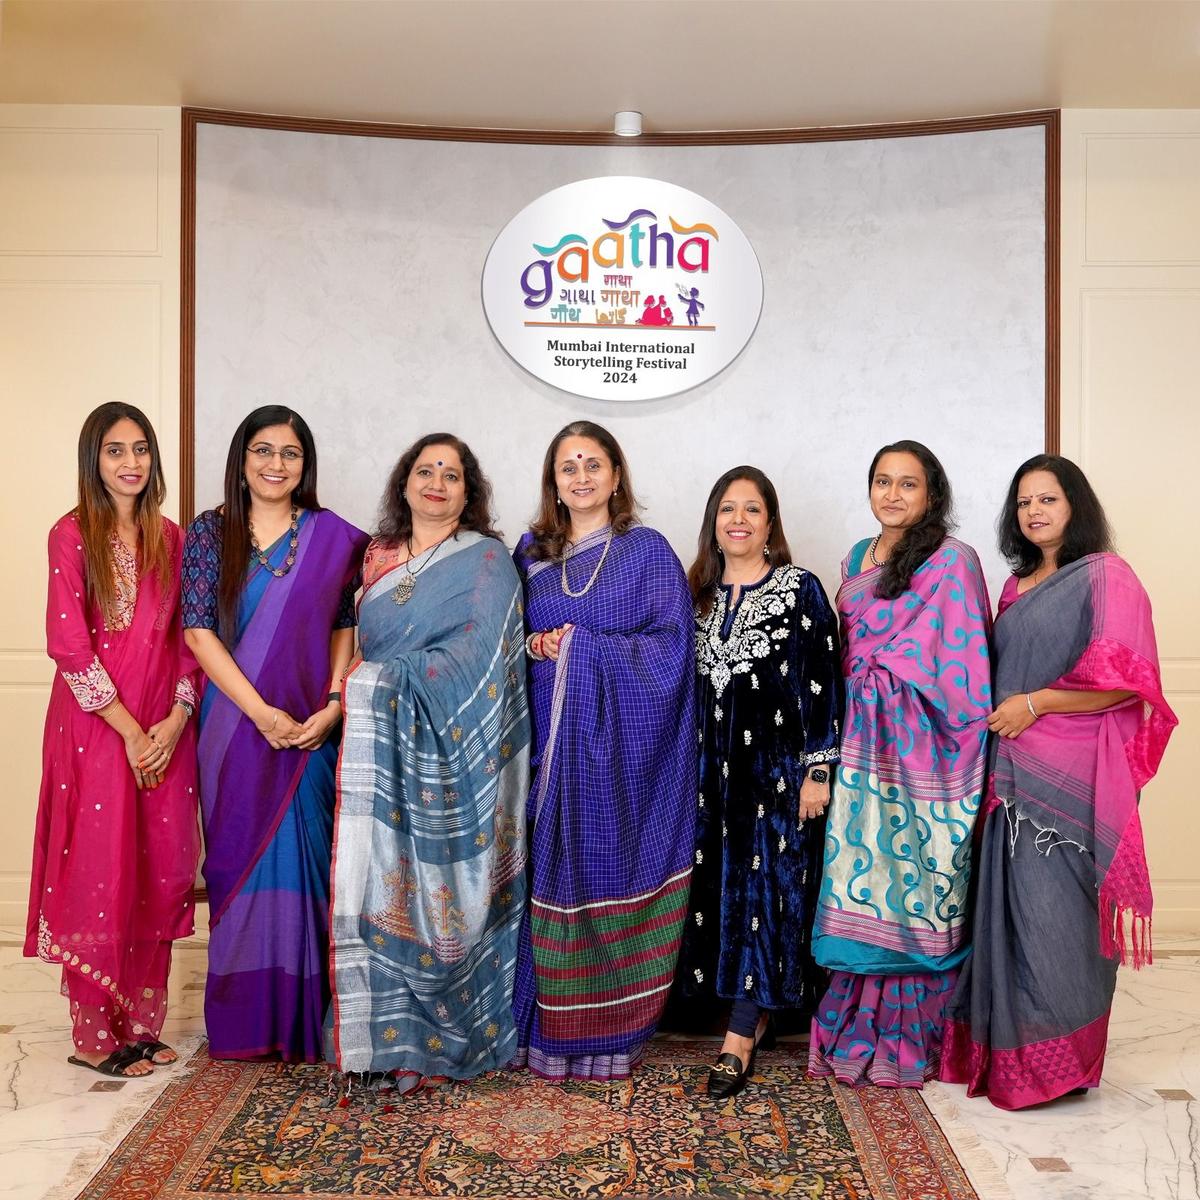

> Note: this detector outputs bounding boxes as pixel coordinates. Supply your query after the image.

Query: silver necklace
[561,528,613,597]
[391,535,451,605]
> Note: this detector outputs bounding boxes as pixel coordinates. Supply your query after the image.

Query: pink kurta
[25,513,201,1029]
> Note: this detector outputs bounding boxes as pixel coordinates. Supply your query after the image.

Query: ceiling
[1,0,1198,131]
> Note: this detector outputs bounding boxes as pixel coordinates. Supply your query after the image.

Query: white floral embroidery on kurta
[694,968,704,982]
[62,656,117,711]
[751,674,759,689]
[722,762,729,778]
[776,778,786,793]
[827,635,834,651]
[801,614,812,630]
[752,855,761,870]
[780,661,789,676]
[751,916,760,932]
[743,730,752,745]
[756,804,764,818]
[714,704,723,722]
[774,709,783,725]
[697,793,705,808]
[695,849,703,864]
[809,680,822,694]
[744,974,754,990]
[694,911,703,926]
[695,567,806,698]
[778,835,787,852]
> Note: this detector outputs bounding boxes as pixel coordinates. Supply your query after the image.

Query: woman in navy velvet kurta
[676,468,841,1094]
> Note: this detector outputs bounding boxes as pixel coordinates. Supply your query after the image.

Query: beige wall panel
[0,128,161,256]
[1141,692,1200,935]
[1085,134,1200,265]
[0,684,51,925]
[1063,110,1200,934]
[0,105,180,927]
[0,282,163,653]
[1080,289,1200,659]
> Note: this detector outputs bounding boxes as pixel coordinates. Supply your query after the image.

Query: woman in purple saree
[511,421,697,1081]
[941,456,1176,1108]
[183,407,367,1061]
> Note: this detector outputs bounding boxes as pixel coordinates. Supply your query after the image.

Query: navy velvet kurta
[677,565,842,1012]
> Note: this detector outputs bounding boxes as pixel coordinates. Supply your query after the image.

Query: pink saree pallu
[941,554,1177,1109]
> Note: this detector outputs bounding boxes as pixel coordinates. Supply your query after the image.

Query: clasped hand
[986,694,1037,740]
[540,624,573,661]
[126,705,187,790]
[256,702,342,750]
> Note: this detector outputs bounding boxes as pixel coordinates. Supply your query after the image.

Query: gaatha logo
[521,210,716,310]
[482,176,762,403]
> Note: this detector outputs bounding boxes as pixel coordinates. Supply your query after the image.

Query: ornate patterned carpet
[77,1040,978,1199]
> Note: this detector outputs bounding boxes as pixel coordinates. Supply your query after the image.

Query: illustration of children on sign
[677,285,705,327]
[637,295,672,326]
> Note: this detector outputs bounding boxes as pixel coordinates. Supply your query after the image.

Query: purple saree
[183,508,368,1060]
[511,526,697,1081]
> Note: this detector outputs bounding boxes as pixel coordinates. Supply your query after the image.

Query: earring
[763,546,769,559]
[240,476,248,490]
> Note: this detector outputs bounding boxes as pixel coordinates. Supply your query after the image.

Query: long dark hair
[688,466,792,617]
[76,402,170,622]
[998,453,1113,576]
[868,440,955,600]
[217,406,321,640]
[526,420,640,561]
[376,432,500,546]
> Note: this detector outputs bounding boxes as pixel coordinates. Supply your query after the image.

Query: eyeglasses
[247,445,303,463]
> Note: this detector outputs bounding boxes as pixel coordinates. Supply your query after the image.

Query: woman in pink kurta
[25,403,201,1078]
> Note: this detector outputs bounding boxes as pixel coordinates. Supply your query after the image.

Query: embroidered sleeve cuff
[802,747,840,766]
[63,657,117,712]
[174,677,197,710]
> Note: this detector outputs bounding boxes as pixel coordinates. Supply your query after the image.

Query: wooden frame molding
[180,107,1060,519]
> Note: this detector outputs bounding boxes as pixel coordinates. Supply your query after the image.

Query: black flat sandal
[67,1044,149,1077]
[134,1040,178,1064]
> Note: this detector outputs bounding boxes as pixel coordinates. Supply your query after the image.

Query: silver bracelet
[525,631,545,660]
[1025,692,1039,719]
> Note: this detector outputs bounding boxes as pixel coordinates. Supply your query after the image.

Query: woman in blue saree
[512,421,697,1082]
[183,407,368,1061]
[328,434,529,1088]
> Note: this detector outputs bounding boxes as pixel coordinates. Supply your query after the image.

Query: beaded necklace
[249,505,299,577]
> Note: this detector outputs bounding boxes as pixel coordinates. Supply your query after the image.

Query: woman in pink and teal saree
[809,441,992,1088]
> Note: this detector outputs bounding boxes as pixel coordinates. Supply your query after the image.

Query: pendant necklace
[561,527,613,598]
[249,505,299,577]
[392,534,451,605]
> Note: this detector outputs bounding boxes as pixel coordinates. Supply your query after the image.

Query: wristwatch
[808,767,830,784]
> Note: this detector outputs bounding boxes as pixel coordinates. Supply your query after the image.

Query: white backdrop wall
[194,123,1045,602]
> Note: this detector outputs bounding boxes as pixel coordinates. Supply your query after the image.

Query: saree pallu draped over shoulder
[329,533,531,1082]
[810,537,992,1088]
[186,508,368,1062]
[941,554,1177,1109]
[511,526,697,1082]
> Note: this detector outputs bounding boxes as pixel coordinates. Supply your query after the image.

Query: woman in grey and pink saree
[941,455,1177,1109]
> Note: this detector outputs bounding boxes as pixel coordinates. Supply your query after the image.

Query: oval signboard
[482,176,763,402]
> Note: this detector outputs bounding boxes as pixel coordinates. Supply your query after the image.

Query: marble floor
[0,928,1196,1200]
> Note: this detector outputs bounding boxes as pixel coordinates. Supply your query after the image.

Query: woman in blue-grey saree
[511,420,697,1082]
[676,467,842,1099]
[183,407,368,1062]
[328,434,529,1089]
[808,441,992,1088]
